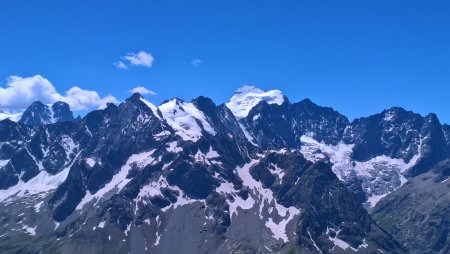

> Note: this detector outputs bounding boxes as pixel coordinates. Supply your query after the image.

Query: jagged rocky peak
[291,98,349,145]
[126,92,157,105]
[342,106,425,161]
[19,101,49,125]
[382,106,414,122]
[126,92,155,108]
[406,112,449,177]
[294,98,341,115]
[51,101,74,123]
[122,92,162,119]
[380,107,424,130]
[192,96,216,114]
[238,93,349,149]
[18,100,74,126]
[226,85,286,119]
[127,91,145,101]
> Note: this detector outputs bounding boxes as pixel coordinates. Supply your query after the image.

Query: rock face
[372,159,450,254]
[0,86,448,254]
[51,101,75,123]
[241,97,349,149]
[234,90,450,209]
[19,101,74,126]
[343,108,449,178]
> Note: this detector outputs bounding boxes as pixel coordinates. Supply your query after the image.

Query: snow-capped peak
[225,85,285,119]
[158,98,216,142]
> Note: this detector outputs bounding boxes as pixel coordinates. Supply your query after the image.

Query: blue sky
[0,1,449,122]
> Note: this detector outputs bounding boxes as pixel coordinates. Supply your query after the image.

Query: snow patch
[194,149,211,165]
[215,180,255,217]
[124,223,131,236]
[154,232,161,246]
[327,227,369,251]
[0,159,9,168]
[205,146,220,159]
[160,185,198,212]
[85,157,96,167]
[367,193,388,208]
[136,176,168,200]
[61,135,78,162]
[22,225,37,236]
[34,201,44,213]
[269,164,285,182]
[265,207,299,242]
[135,175,199,213]
[165,141,183,153]
[98,220,106,228]
[238,123,257,146]
[308,229,322,253]
[154,130,171,140]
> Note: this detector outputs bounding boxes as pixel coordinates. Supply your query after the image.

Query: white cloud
[191,59,202,67]
[129,86,157,95]
[116,51,154,69]
[114,61,128,69]
[0,111,22,121]
[63,87,118,111]
[0,75,118,111]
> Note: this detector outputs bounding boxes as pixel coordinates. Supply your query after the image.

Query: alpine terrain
[0,85,448,254]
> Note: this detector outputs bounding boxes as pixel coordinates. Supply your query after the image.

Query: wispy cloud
[116,51,154,69]
[129,86,157,95]
[191,59,202,67]
[0,75,118,111]
[114,61,128,69]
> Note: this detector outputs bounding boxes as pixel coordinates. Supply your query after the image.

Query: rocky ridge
[0,86,448,253]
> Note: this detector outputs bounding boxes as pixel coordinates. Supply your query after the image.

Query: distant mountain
[0,86,448,253]
[18,101,74,126]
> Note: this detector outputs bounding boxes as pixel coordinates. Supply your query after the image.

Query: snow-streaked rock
[158,99,216,142]
[0,158,74,202]
[76,149,157,210]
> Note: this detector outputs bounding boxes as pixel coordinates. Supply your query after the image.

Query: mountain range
[0,85,448,254]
